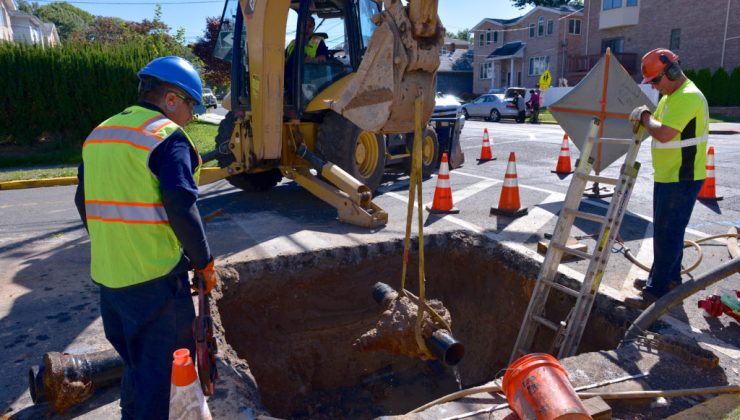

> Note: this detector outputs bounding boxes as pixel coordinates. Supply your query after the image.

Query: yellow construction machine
[199,0,446,228]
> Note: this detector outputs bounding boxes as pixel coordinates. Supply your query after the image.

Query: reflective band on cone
[698,146,723,201]
[477,128,495,162]
[491,152,528,218]
[170,349,212,420]
[552,133,574,175]
[426,153,460,214]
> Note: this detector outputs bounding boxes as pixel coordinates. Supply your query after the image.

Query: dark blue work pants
[646,180,703,297]
[99,271,195,420]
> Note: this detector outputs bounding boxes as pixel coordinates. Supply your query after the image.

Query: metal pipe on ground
[621,257,740,343]
[28,348,124,413]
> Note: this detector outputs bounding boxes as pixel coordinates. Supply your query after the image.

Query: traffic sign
[539,70,552,90]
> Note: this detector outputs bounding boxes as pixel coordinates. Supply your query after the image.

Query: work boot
[624,289,661,309]
[632,278,679,291]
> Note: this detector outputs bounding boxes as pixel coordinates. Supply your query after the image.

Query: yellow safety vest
[82,105,201,288]
[652,79,708,183]
[286,35,323,58]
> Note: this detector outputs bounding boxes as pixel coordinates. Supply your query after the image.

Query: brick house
[568,0,740,83]
[470,6,584,95]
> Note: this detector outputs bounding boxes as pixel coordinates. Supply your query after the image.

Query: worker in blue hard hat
[74,56,217,419]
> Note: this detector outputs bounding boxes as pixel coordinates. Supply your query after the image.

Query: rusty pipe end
[426,329,465,366]
[372,282,398,308]
[28,365,46,404]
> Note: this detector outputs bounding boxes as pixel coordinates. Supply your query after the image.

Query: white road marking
[622,223,653,291]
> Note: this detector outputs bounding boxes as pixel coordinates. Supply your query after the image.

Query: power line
[33,0,221,4]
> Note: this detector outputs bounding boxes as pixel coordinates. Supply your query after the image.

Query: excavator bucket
[330,0,444,134]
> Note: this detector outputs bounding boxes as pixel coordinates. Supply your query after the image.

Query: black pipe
[621,257,740,344]
[372,282,398,308]
[29,348,124,412]
[296,143,326,171]
[426,329,465,366]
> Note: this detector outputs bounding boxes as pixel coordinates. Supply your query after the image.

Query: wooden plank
[666,394,740,419]
[583,396,612,420]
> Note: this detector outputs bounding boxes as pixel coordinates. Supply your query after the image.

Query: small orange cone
[698,146,723,201]
[426,152,460,214]
[490,152,528,217]
[477,128,496,162]
[170,349,212,420]
[551,133,574,175]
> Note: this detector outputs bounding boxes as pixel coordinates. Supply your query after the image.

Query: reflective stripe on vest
[83,105,201,288]
[85,200,169,224]
[651,134,707,149]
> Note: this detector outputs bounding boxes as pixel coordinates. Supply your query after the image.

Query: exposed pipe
[621,257,740,343]
[720,0,731,68]
[29,348,124,413]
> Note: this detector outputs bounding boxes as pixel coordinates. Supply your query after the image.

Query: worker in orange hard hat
[625,48,708,309]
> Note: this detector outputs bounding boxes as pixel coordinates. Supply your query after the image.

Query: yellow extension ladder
[510,118,643,362]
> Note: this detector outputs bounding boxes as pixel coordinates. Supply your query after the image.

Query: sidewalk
[196,112,225,125]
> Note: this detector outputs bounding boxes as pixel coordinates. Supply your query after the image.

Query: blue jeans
[646,180,703,296]
[100,271,195,420]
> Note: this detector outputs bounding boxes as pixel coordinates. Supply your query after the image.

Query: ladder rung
[581,174,618,185]
[597,137,635,145]
[551,242,594,261]
[533,315,560,331]
[564,208,607,224]
[542,279,581,298]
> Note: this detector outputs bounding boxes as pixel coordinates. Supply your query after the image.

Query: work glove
[193,258,218,295]
[629,105,651,133]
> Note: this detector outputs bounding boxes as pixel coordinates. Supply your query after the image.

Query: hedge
[686,66,740,107]
[0,42,158,147]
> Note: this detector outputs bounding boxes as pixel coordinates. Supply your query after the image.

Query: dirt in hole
[215,234,625,418]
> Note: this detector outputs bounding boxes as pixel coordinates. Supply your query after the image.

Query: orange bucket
[502,353,591,420]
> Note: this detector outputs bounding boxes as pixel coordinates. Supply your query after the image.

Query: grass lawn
[0,121,219,182]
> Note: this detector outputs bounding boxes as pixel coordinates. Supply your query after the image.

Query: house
[471,6,584,95]
[569,0,740,83]
[437,48,474,97]
[1,0,15,42]
[10,9,59,47]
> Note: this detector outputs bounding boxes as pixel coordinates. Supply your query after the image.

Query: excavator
[198,0,450,228]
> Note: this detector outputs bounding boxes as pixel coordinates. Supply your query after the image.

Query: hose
[619,232,739,275]
[622,256,740,343]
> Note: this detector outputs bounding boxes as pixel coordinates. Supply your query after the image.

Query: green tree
[191,17,231,88]
[694,68,712,102]
[452,28,471,43]
[709,67,730,106]
[729,67,740,106]
[511,0,583,8]
[34,2,94,41]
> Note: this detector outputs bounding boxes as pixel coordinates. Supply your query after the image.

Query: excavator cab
[204,0,445,227]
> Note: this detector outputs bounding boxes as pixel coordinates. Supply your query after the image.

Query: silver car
[461,94,528,122]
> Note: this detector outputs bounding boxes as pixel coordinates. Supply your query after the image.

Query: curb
[0,176,78,190]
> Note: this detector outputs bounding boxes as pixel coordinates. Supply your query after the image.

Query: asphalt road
[1,119,738,417]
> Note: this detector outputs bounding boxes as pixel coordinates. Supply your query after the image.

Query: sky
[29,0,533,43]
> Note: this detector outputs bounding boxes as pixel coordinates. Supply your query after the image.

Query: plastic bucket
[502,353,591,420]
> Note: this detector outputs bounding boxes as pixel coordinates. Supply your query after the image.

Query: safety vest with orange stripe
[82,105,201,288]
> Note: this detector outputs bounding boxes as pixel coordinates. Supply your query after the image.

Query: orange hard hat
[641,48,679,83]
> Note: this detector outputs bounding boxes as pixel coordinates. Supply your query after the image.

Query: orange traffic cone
[490,152,528,217]
[698,146,723,201]
[426,152,460,214]
[170,349,212,420]
[551,133,574,175]
[477,128,496,162]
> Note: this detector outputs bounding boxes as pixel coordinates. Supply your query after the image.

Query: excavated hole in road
[216,231,632,419]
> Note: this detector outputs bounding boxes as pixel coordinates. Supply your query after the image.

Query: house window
[486,29,491,45]
[479,62,492,79]
[547,20,553,35]
[529,23,535,38]
[528,56,550,76]
[670,28,681,50]
[601,37,624,53]
[603,0,622,10]
[478,33,484,46]
[568,19,581,35]
[493,30,498,43]
[538,16,544,36]
[627,0,638,5]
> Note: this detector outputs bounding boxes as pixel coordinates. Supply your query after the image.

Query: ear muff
[659,54,682,81]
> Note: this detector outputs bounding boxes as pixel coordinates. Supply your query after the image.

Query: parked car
[202,88,218,110]
[461,94,530,122]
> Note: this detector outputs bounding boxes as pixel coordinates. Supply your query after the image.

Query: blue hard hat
[138,56,203,105]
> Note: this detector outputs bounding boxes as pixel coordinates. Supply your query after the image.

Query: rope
[400,91,451,360]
